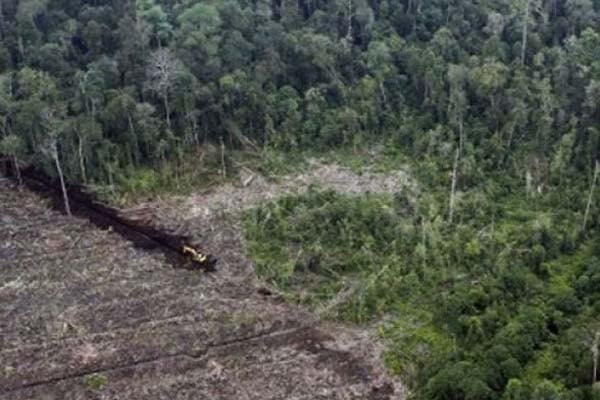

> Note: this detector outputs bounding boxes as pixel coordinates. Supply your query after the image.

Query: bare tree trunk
[12,153,22,187]
[506,121,516,152]
[164,93,171,129]
[458,117,464,157]
[592,331,599,384]
[379,81,388,109]
[128,114,140,166]
[53,145,71,216]
[192,116,199,145]
[78,134,87,183]
[17,36,24,60]
[449,148,460,223]
[583,161,599,231]
[520,0,530,65]
[345,0,353,43]
[220,137,226,179]
[107,162,114,196]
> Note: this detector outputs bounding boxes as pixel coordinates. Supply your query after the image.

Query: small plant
[3,366,15,377]
[83,373,107,391]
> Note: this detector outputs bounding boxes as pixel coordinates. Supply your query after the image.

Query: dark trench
[1,160,217,272]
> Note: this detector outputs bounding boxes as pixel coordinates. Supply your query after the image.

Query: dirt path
[0,162,409,399]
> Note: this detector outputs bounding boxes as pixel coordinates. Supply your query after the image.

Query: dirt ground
[0,162,409,399]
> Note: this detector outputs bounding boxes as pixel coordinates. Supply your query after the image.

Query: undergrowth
[243,171,600,399]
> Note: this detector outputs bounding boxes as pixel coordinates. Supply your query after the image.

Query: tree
[177,3,221,36]
[134,102,161,165]
[510,0,542,65]
[102,89,141,166]
[0,73,14,138]
[471,61,509,133]
[145,48,183,130]
[566,0,595,35]
[334,0,374,46]
[136,0,172,47]
[447,64,468,155]
[550,128,575,185]
[15,0,49,60]
[366,40,395,110]
[40,106,71,216]
[534,77,557,155]
[449,148,460,223]
[13,67,59,152]
[503,378,529,400]
[592,330,600,384]
[531,380,564,400]
[0,134,24,185]
[71,115,102,183]
[583,161,599,232]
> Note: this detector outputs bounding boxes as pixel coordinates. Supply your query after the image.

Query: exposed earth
[0,162,410,399]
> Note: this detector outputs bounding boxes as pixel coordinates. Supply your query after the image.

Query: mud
[0,177,402,399]
[5,164,216,271]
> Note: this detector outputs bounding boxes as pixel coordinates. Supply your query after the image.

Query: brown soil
[0,162,408,399]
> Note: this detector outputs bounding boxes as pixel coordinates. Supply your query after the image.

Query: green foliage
[0,0,598,197]
[82,373,106,391]
[244,175,598,398]
[3,0,600,398]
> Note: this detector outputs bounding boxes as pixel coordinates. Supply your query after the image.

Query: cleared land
[0,166,403,399]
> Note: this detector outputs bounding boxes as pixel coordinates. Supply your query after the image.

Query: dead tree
[145,48,183,130]
[41,108,71,216]
[449,148,460,223]
[46,136,71,216]
[593,331,599,385]
[583,161,599,232]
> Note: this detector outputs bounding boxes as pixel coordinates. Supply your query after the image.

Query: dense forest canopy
[0,0,598,187]
[3,0,600,399]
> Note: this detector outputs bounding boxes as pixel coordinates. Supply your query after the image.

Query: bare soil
[0,162,409,399]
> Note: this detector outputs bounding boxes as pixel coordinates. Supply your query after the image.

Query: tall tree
[0,134,24,185]
[40,106,70,216]
[136,0,172,47]
[511,0,542,65]
[447,64,468,155]
[145,48,183,130]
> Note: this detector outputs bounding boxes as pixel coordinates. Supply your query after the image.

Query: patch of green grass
[83,373,107,391]
[3,366,15,378]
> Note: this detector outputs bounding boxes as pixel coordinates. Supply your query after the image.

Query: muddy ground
[0,162,409,399]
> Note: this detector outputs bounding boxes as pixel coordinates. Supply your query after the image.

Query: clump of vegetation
[83,373,107,391]
[244,179,600,399]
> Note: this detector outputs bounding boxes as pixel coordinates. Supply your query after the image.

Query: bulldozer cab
[181,244,215,270]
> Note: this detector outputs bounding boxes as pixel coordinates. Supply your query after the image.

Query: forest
[1,0,600,398]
